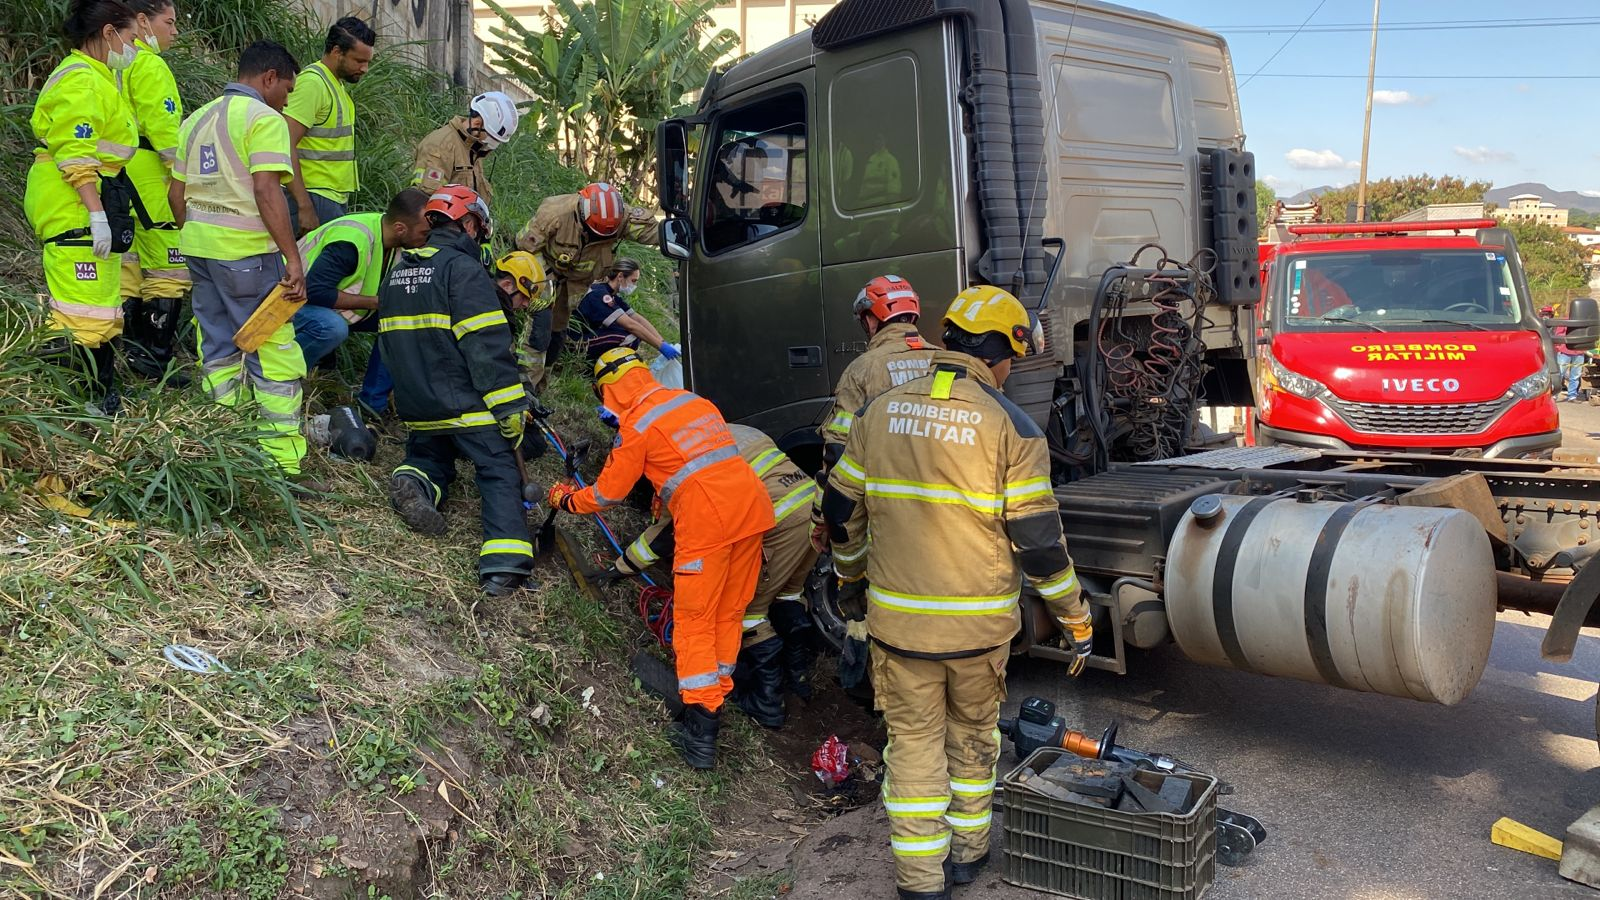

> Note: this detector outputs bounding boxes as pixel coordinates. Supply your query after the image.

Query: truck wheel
[805,555,878,709]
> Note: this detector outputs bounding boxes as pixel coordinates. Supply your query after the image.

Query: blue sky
[1130,1,1600,198]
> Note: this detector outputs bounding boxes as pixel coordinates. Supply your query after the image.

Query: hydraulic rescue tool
[1000,695,1268,866]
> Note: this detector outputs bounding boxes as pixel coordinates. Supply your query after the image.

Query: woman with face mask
[25,0,142,414]
[572,258,679,367]
[116,0,188,385]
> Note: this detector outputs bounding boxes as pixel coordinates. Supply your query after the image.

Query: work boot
[389,473,447,535]
[668,703,720,770]
[731,636,786,729]
[949,849,989,885]
[480,572,526,596]
[770,600,818,700]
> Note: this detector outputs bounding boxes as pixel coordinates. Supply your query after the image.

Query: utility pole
[1355,0,1381,222]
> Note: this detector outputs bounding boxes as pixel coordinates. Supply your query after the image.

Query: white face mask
[106,36,138,70]
[618,282,638,296]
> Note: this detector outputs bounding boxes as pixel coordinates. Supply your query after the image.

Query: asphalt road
[791,403,1600,899]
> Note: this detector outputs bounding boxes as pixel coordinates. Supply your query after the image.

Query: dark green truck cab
[657,0,1258,470]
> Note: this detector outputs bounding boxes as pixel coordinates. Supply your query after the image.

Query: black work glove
[839,619,870,691]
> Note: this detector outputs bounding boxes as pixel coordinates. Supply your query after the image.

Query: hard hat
[942,285,1041,359]
[469,91,519,149]
[1541,305,1556,315]
[594,347,648,388]
[579,182,625,237]
[853,275,920,323]
[425,184,492,237]
[494,250,548,302]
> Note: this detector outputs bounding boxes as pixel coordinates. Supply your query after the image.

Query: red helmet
[579,182,625,236]
[853,275,920,323]
[425,184,492,236]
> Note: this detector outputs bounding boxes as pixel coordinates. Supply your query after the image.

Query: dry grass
[0,281,754,898]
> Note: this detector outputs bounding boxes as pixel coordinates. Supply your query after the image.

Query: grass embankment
[0,3,784,897]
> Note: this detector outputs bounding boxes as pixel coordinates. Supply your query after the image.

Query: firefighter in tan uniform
[514,182,654,382]
[820,275,939,464]
[615,424,821,727]
[411,91,518,201]
[823,286,1094,899]
[812,276,941,552]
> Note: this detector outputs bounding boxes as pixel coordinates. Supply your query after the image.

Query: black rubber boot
[124,297,190,386]
[389,473,447,535]
[85,343,120,416]
[732,636,786,729]
[949,849,989,885]
[542,329,567,373]
[480,572,527,596]
[668,703,720,770]
[769,600,819,700]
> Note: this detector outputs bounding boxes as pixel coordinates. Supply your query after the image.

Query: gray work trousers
[187,252,308,473]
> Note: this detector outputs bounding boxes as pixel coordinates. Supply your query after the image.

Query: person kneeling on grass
[379,185,534,597]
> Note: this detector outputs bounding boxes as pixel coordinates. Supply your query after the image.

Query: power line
[1238,0,1328,89]
[1247,73,1600,80]
[1209,15,1600,32]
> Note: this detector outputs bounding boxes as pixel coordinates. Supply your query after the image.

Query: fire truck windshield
[1273,249,1526,333]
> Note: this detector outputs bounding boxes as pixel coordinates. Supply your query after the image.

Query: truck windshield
[1273,249,1526,332]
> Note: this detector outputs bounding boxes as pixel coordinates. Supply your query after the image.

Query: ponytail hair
[64,0,136,47]
[123,0,174,16]
[606,258,641,281]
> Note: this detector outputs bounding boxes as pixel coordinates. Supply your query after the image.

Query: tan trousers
[621,512,818,647]
[872,642,1007,893]
[742,514,817,646]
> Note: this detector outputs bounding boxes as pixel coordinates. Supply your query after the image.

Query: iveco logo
[1382,378,1461,393]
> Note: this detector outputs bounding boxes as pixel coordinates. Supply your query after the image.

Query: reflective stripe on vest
[296,63,356,196]
[659,444,739,503]
[297,212,385,323]
[178,96,279,254]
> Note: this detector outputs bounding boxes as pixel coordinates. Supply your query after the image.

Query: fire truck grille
[1327,397,1505,435]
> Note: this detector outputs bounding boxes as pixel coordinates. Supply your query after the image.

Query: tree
[1315,174,1491,223]
[483,0,739,194]
[1255,181,1276,235]
[1568,209,1600,230]
[1502,219,1588,293]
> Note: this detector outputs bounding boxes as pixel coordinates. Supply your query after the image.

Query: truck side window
[702,92,807,255]
[830,56,921,213]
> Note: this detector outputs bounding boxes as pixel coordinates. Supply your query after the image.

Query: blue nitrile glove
[659,342,682,361]
[596,405,619,429]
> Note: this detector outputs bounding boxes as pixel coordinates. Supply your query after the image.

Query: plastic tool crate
[999,747,1218,899]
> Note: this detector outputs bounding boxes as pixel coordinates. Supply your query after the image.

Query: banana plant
[482,0,738,194]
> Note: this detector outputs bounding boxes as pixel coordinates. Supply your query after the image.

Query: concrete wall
[305,0,510,92]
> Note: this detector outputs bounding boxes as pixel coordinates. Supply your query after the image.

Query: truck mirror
[1567,297,1600,351]
[657,120,690,217]
[660,218,692,261]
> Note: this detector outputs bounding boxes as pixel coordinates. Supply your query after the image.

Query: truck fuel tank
[1164,493,1496,705]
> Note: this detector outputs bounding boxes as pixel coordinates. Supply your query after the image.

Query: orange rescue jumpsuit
[567,366,774,709]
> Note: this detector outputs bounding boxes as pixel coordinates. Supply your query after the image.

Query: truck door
[684,80,825,431]
[814,21,965,388]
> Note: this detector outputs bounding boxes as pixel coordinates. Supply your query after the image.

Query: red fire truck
[1254,219,1583,457]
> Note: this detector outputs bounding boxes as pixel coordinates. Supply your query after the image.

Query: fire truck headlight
[1508,370,1554,401]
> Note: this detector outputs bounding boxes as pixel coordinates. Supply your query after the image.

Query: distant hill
[1286,185,1336,204]
[1485,182,1600,213]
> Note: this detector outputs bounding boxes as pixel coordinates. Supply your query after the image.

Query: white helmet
[469,91,519,149]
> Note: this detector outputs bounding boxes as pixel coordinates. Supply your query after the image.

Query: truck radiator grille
[1326,397,1506,435]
